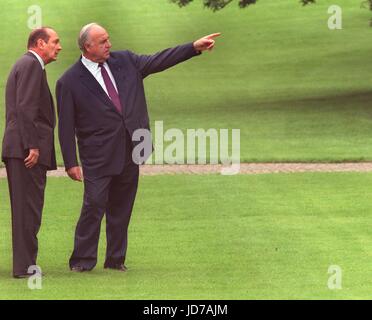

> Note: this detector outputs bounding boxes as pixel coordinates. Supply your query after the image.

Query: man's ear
[36,38,46,49]
[84,43,90,53]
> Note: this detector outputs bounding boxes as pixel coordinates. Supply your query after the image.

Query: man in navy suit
[56,23,220,272]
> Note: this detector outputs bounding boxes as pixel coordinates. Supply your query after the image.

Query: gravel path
[2,163,372,178]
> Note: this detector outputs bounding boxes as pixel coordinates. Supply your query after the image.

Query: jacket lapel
[78,59,121,115]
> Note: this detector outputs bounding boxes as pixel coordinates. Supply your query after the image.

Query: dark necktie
[99,63,122,114]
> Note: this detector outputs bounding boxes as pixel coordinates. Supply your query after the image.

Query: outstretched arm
[130,33,221,78]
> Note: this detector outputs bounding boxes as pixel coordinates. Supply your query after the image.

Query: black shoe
[104,264,128,272]
[13,270,43,279]
[70,266,87,273]
[13,273,33,279]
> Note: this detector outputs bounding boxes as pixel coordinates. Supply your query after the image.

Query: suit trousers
[5,158,47,277]
[69,134,139,270]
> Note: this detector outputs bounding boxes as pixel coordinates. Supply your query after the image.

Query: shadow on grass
[208,89,372,114]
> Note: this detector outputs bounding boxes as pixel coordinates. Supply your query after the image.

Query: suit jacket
[56,42,200,178]
[2,52,57,170]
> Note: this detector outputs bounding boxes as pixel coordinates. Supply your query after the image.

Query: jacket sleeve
[15,61,43,150]
[129,42,201,78]
[56,79,79,170]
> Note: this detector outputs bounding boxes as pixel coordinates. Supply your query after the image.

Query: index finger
[205,33,221,39]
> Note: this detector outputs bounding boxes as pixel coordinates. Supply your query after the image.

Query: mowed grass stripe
[0,173,372,299]
[1,1,372,163]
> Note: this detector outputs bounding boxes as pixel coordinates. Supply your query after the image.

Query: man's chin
[46,56,58,65]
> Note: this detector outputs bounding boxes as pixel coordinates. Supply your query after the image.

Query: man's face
[85,26,112,63]
[39,29,62,64]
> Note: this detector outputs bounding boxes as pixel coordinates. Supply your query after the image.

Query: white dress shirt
[29,50,45,70]
[81,55,118,97]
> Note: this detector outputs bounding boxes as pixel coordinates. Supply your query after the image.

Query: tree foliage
[361,0,372,10]
[170,0,316,11]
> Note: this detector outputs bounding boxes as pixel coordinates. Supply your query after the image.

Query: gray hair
[78,22,100,52]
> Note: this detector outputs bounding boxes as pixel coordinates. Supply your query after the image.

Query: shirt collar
[82,55,108,69]
[28,50,45,70]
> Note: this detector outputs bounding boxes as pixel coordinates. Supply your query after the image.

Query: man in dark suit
[57,23,219,272]
[2,27,62,278]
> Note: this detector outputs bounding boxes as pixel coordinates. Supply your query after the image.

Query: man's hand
[193,33,221,52]
[24,149,39,168]
[67,166,83,182]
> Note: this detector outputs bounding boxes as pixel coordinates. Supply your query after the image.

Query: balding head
[78,23,111,63]
[78,23,97,51]
[78,23,106,51]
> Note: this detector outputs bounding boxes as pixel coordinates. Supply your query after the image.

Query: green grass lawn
[1,173,372,299]
[1,0,372,163]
